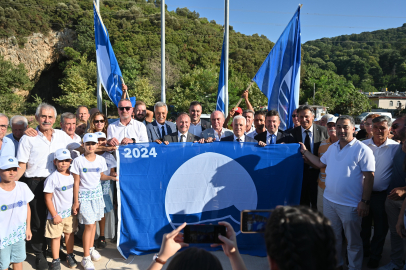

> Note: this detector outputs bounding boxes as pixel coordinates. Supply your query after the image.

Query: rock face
[0,29,76,81]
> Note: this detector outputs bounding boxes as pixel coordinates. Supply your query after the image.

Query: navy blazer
[288,124,328,155]
[146,120,177,142]
[163,132,200,142]
[254,130,295,144]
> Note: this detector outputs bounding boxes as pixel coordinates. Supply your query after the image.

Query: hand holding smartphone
[183,225,226,244]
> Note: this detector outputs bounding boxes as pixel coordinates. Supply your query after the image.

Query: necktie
[161,126,166,139]
[180,135,186,142]
[236,138,241,142]
[270,134,276,144]
[305,130,311,153]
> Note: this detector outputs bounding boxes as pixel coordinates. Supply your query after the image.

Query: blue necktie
[270,134,276,144]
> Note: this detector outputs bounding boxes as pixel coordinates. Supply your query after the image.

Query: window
[389,101,393,106]
[397,101,402,107]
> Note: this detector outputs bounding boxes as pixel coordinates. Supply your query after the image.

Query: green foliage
[128,77,156,106]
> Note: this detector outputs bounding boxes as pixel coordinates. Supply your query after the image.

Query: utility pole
[161,0,165,102]
[224,0,229,117]
[96,0,102,111]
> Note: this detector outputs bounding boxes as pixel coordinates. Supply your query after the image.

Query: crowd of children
[0,132,118,270]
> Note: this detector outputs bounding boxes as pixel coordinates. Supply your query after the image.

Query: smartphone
[240,210,273,233]
[183,225,226,244]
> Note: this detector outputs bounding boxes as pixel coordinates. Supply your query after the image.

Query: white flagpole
[224,0,229,117]
[161,0,165,103]
[95,0,102,111]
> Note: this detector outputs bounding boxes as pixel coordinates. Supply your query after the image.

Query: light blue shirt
[0,136,16,158]
[6,133,19,157]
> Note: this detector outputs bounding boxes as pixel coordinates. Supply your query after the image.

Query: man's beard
[134,114,146,122]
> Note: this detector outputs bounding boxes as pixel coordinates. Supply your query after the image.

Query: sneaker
[96,237,107,249]
[81,257,95,270]
[49,259,61,270]
[378,261,404,270]
[90,248,101,262]
[35,254,49,270]
[66,254,78,268]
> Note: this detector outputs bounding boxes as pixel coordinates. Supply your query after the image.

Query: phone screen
[183,225,226,244]
[241,210,272,233]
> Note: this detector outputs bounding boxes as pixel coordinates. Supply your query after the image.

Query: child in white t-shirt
[71,133,117,270]
[0,156,34,270]
[43,148,78,270]
[95,132,117,249]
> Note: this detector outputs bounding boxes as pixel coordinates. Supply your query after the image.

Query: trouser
[385,197,405,268]
[300,168,319,209]
[20,176,49,256]
[323,198,363,270]
[360,190,388,261]
[317,186,325,213]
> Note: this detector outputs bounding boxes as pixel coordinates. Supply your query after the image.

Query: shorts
[0,239,26,269]
[78,198,105,225]
[45,215,78,238]
[103,194,113,213]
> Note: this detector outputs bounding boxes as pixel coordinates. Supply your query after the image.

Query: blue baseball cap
[0,156,20,170]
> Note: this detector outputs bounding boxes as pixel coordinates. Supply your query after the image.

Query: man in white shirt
[188,101,211,136]
[60,112,82,143]
[0,114,15,158]
[243,109,256,136]
[160,113,201,143]
[300,115,375,270]
[16,103,76,270]
[221,116,257,142]
[200,111,233,141]
[6,115,28,157]
[107,99,149,146]
[360,116,399,268]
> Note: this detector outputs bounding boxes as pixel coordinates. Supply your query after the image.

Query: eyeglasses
[119,107,132,111]
[93,120,105,124]
[292,114,297,118]
[392,123,399,129]
[0,125,7,129]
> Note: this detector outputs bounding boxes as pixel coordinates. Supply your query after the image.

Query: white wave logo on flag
[165,152,258,232]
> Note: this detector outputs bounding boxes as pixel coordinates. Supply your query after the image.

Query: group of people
[0,90,406,270]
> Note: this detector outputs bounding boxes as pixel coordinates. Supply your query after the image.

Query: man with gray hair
[243,109,255,136]
[146,102,176,143]
[60,112,81,143]
[0,114,16,157]
[6,115,28,156]
[360,116,398,268]
[300,115,375,270]
[221,115,257,142]
[200,111,233,141]
[16,103,77,270]
[319,114,334,127]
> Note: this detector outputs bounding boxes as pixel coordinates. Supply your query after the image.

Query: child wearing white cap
[71,133,118,270]
[0,156,34,270]
[43,148,77,270]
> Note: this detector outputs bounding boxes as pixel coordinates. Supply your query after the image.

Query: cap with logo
[327,116,338,124]
[0,156,20,170]
[54,148,72,161]
[234,107,243,115]
[83,133,98,144]
[95,132,106,139]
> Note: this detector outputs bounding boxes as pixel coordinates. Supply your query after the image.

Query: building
[364,92,406,110]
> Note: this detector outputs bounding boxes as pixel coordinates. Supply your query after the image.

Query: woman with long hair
[88,112,108,134]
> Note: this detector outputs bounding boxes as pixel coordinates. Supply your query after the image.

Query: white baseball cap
[83,133,98,143]
[95,132,106,139]
[0,156,20,170]
[327,116,338,124]
[54,148,72,161]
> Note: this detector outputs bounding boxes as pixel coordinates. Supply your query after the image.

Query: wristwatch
[361,199,370,205]
[132,138,136,144]
[153,254,166,265]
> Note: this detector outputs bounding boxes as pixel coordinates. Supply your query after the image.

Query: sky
[165,0,406,43]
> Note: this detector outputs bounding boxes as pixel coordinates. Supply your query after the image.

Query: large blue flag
[216,36,226,114]
[94,3,124,107]
[253,6,301,130]
[116,143,303,258]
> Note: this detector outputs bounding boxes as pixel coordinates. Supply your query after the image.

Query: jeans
[385,197,405,268]
[323,198,363,270]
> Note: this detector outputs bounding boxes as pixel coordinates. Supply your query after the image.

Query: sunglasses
[292,114,297,117]
[119,107,132,111]
[93,120,105,124]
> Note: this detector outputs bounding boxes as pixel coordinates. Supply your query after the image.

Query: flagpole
[95,0,103,112]
[161,0,165,103]
[224,0,229,117]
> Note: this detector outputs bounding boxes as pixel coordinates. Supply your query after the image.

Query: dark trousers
[20,176,49,256]
[300,168,319,209]
[360,190,388,261]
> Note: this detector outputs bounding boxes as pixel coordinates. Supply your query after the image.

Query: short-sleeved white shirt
[100,152,116,195]
[107,118,148,143]
[363,138,399,191]
[17,128,77,178]
[43,171,74,220]
[71,133,82,144]
[70,155,107,192]
[321,138,375,207]
[0,181,34,249]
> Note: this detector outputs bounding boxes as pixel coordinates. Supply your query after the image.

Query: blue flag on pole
[216,36,226,114]
[253,6,301,130]
[116,143,303,258]
[94,3,124,107]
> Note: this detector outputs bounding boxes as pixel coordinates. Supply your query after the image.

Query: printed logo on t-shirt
[83,168,88,173]
[62,186,67,191]
[1,205,7,211]
[1,201,26,212]
[17,200,23,207]
[82,168,101,173]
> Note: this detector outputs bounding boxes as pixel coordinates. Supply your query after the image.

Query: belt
[372,190,387,194]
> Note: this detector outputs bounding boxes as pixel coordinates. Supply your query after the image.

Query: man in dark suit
[221,115,258,142]
[188,101,211,136]
[160,113,201,144]
[146,102,176,143]
[256,110,295,146]
[289,105,328,209]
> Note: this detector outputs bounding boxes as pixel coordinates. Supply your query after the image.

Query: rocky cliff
[0,29,76,82]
